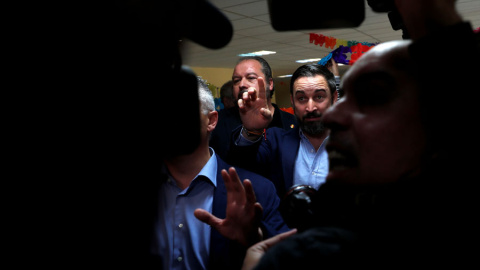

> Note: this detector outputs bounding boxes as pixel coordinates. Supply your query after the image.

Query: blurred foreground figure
[242,0,480,269]
[13,1,233,268]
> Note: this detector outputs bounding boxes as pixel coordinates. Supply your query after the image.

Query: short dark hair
[220,80,234,100]
[237,56,275,98]
[290,64,336,99]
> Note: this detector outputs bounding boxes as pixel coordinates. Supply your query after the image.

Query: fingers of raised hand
[194,208,222,227]
[222,168,246,204]
[241,87,257,104]
[248,87,257,101]
[259,107,272,120]
[257,77,266,99]
[238,99,245,110]
[242,91,250,103]
[262,228,297,249]
[242,179,257,205]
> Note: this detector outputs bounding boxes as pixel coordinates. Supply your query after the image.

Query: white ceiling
[181,0,480,77]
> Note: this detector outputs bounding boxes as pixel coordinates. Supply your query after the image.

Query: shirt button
[177,257,183,262]
[178,223,183,228]
[310,149,314,153]
[312,172,316,175]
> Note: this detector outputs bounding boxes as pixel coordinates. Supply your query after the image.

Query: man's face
[291,75,335,136]
[232,59,272,101]
[221,96,235,109]
[322,41,427,185]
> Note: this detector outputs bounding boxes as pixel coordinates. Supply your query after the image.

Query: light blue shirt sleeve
[235,128,263,146]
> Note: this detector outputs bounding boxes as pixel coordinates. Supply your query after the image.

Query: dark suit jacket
[210,103,297,161]
[157,156,289,270]
[227,125,302,199]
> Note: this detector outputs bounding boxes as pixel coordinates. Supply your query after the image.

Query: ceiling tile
[209,0,257,9]
[223,1,270,17]
[232,18,269,30]
[236,24,276,35]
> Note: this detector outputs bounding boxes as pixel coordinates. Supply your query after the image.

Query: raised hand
[238,77,273,132]
[326,58,339,76]
[241,228,297,270]
[194,167,264,247]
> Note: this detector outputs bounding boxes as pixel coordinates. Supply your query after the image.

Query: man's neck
[303,131,329,152]
[164,144,211,190]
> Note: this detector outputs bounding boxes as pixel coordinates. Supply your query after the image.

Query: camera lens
[280,185,317,232]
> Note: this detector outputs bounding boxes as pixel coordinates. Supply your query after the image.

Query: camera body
[280,185,318,232]
[367,0,409,38]
[268,0,365,30]
[367,0,396,12]
[269,0,407,39]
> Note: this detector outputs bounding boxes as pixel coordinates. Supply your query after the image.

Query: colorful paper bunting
[309,33,377,65]
[311,26,478,66]
[317,44,373,66]
[310,33,378,49]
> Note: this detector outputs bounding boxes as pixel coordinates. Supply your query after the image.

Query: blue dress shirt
[237,129,328,190]
[293,130,329,190]
[155,149,218,270]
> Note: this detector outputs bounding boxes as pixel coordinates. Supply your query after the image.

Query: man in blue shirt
[153,77,289,270]
[228,64,338,198]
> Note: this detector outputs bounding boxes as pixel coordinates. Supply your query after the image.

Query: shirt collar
[298,129,329,148]
[160,148,218,188]
[298,128,310,143]
[195,147,217,188]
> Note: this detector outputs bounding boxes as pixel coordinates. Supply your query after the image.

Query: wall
[191,67,233,98]
[273,77,292,109]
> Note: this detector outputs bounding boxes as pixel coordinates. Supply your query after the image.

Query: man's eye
[355,86,394,107]
[353,73,396,107]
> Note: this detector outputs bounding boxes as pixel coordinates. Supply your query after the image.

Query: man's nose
[323,99,350,131]
[305,99,317,112]
[239,77,249,89]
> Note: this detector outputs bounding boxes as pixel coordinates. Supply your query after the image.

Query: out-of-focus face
[221,96,235,109]
[232,59,273,101]
[322,41,428,185]
[291,75,336,136]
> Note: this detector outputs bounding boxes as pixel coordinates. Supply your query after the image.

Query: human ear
[207,110,218,132]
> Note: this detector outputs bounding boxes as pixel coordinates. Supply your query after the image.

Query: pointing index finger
[257,77,266,101]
